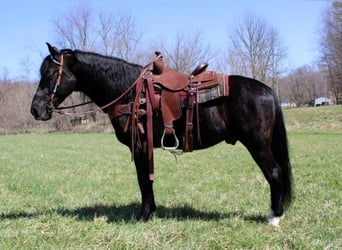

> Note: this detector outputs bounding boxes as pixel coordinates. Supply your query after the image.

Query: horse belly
[193,101,230,149]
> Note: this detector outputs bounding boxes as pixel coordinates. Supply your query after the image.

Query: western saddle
[150,52,228,151]
[111,52,229,180]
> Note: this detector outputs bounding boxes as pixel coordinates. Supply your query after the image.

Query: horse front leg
[133,142,156,221]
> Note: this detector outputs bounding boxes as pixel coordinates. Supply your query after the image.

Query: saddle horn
[152,52,164,75]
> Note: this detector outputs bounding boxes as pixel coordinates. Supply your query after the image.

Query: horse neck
[73,52,142,107]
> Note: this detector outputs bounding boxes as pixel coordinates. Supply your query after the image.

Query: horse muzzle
[31,102,52,121]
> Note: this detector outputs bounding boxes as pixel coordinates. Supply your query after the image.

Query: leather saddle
[149,53,220,151]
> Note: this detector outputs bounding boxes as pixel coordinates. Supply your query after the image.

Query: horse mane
[72,50,143,92]
[73,50,142,68]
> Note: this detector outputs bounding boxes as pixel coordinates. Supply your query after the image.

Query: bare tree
[54,3,143,63]
[319,1,342,103]
[97,12,143,61]
[0,67,10,83]
[281,65,325,106]
[51,3,146,126]
[158,30,216,73]
[226,12,286,87]
[0,82,38,132]
[286,67,309,107]
[54,4,96,51]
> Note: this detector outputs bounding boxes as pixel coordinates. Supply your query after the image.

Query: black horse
[31,43,292,226]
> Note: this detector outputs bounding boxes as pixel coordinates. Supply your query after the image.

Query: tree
[54,4,96,51]
[226,12,287,88]
[52,3,145,126]
[97,12,143,61]
[0,81,38,132]
[319,1,342,103]
[280,65,325,107]
[158,30,216,74]
[54,3,143,63]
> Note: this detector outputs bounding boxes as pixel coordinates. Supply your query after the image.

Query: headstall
[50,54,64,107]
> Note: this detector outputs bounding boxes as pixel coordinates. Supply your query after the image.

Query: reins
[51,81,137,117]
[53,100,94,110]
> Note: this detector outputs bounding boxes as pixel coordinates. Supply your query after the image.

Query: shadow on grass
[0,202,266,224]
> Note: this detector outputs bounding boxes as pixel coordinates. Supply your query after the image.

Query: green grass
[283,105,342,132]
[0,106,341,249]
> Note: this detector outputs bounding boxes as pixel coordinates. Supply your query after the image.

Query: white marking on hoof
[266,212,284,227]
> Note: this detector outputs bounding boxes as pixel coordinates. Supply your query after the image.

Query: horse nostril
[31,107,38,118]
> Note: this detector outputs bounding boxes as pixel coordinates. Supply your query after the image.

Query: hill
[283,105,342,132]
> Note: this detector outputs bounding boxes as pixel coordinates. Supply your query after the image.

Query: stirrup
[161,129,179,150]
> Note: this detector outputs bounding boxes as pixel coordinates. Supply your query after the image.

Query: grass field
[0,106,341,249]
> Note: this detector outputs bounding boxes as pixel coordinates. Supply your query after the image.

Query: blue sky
[0,0,328,81]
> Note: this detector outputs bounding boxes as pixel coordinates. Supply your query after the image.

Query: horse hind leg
[266,163,286,227]
[247,145,286,226]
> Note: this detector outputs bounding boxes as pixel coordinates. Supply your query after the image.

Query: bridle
[48,54,158,117]
[49,53,93,113]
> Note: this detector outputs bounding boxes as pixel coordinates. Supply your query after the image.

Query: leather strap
[183,84,196,152]
[145,77,156,181]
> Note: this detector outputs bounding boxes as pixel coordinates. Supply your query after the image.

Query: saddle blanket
[178,73,229,104]
[198,73,229,103]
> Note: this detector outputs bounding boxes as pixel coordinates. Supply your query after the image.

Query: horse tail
[272,93,293,209]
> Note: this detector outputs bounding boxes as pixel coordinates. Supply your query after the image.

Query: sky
[0,0,329,81]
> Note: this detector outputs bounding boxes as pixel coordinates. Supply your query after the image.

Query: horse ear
[46,42,60,58]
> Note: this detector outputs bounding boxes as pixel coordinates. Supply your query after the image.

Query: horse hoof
[136,212,154,222]
[266,212,284,227]
[136,215,149,222]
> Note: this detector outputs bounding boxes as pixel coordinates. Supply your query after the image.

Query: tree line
[1,1,341,134]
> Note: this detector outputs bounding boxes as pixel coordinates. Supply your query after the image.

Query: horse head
[31,43,78,120]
